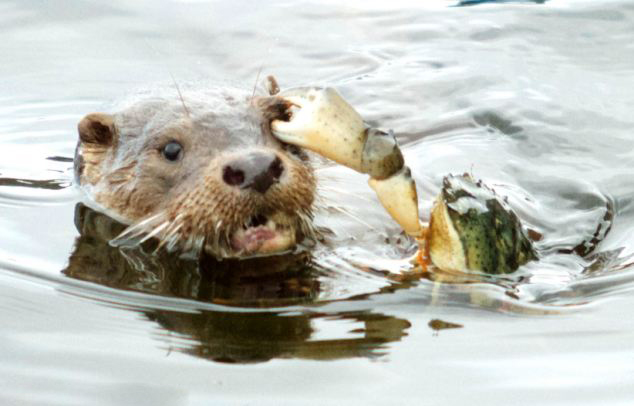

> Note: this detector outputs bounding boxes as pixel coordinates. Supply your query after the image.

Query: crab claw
[361,128,404,179]
[271,87,367,172]
[270,86,421,242]
[427,195,467,273]
[368,167,423,237]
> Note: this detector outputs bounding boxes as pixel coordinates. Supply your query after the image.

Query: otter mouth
[111,210,313,260]
[229,213,297,257]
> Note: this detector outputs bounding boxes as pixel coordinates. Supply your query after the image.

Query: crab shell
[428,174,537,275]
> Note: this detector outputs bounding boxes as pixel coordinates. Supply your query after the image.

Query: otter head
[74,83,316,259]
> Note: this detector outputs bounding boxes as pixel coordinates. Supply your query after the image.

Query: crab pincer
[270,87,423,238]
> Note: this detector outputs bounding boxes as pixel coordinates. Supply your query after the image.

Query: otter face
[74,86,316,259]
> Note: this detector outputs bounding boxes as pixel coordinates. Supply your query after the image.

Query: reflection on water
[58,199,614,366]
[0,177,69,190]
[149,310,410,363]
[428,318,463,333]
[65,205,320,306]
[64,204,411,362]
[458,0,547,5]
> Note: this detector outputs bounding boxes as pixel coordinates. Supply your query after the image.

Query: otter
[74,78,316,259]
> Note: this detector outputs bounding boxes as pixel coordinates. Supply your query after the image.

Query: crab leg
[368,167,423,237]
[271,87,368,173]
[270,87,423,237]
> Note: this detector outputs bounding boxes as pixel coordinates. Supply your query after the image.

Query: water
[1,0,634,404]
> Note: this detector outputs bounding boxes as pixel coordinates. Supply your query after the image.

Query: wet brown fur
[75,83,316,257]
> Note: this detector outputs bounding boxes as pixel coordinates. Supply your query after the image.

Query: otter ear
[265,75,280,95]
[78,113,115,146]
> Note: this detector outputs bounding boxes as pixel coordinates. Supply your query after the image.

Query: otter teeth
[243,214,278,231]
[266,218,277,231]
[246,214,268,229]
[231,214,295,255]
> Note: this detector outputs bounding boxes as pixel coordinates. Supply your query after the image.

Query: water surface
[1,0,634,404]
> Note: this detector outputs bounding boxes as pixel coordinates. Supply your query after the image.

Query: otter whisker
[169,72,190,119]
[179,234,197,258]
[118,248,144,272]
[297,215,309,239]
[322,205,379,231]
[180,235,204,260]
[212,220,223,252]
[155,222,184,253]
[111,212,167,248]
[297,210,317,241]
[183,234,194,252]
[193,236,205,253]
[250,63,264,102]
[218,244,230,259]
[224,228,232,253]
[164,233,182,252]
[139,221,170,244]
[162,223,184,244]
[316,185,376,204]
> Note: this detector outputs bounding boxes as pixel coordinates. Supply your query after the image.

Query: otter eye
[162,141,182,161]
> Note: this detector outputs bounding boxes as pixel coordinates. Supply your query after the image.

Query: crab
[269,86,536,275]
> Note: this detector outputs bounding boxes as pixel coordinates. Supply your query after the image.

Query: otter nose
[222,152,284,193]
